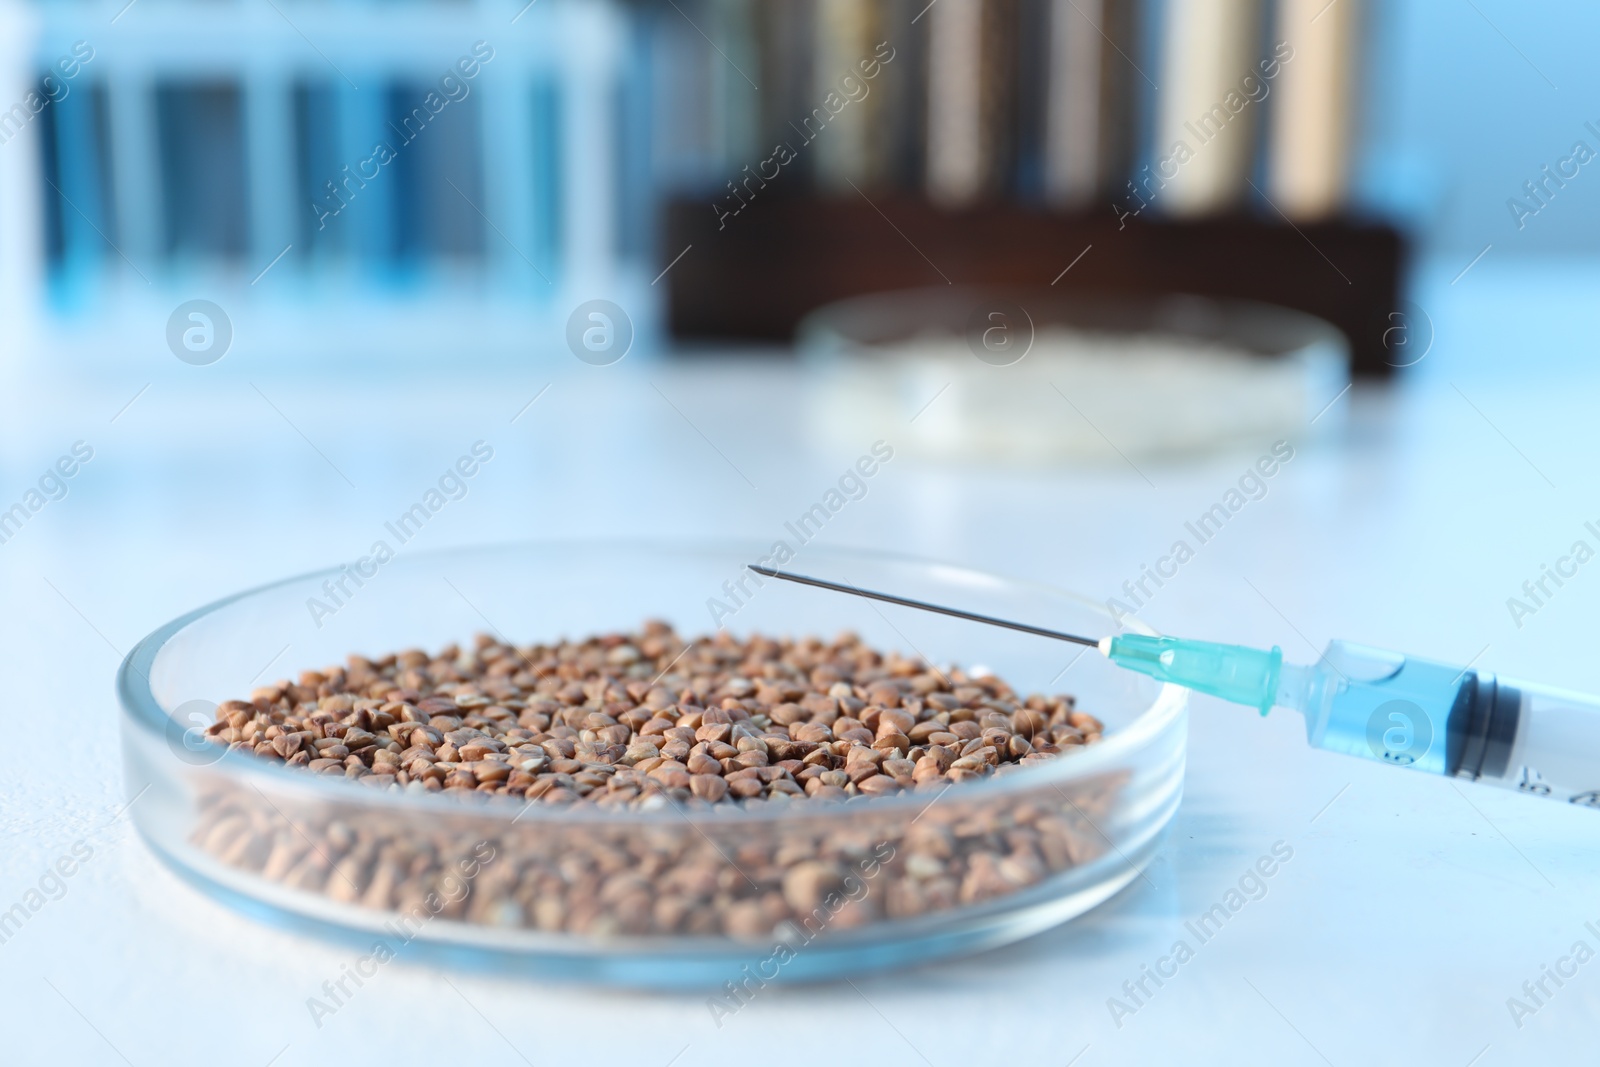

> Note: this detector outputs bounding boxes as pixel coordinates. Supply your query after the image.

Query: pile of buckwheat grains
[206,622,1105,807]
[187,624,1127,939]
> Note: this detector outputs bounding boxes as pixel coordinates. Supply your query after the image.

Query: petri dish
[118,541,1186,987]
[798,288,1348,464]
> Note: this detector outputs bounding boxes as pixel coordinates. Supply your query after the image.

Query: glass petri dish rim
[117,539,1188,828]
[796,285,1350,364]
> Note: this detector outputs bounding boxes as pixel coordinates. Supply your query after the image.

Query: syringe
[749,566,1600,808]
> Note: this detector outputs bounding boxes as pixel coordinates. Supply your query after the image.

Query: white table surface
[2,256,1598,1067]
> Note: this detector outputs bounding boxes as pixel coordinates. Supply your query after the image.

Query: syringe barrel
[1301,642,1466,778]
[1304,641,1600,808]
[1461,675,1600,806]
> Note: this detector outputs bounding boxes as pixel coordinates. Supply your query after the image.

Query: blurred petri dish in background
[798,288,1349,465]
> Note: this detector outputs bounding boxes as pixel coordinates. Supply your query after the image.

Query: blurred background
[1,0,1594,368]
[5,2,1600,1063]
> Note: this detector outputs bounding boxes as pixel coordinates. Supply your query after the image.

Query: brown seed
[877,707,916,735]
[690,774,728,802]
[648,762,691,790]
[998,852,1045,886]
[597,724,631,746]
[694,722,731,744]
[799,692,838,719]
[471,760,512,783]
[343,728,376,750]
[1068,710,1102,732]
[782,860,846,911]
[1011,707,1049,737]
[686,750,722,776]
[723,900,770,939]
[882,758,917,780]
[866,685,901,708]
[845,744,883,766]
[623,741,660,764]
[801,747,835,768]
[769,703,808,726]
[976,728,1009,751]
[843,761,880,784]
[542,738,578,760]
[872,732,910,755]
[856,774,900,796]
[789,721,833,744]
